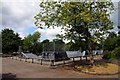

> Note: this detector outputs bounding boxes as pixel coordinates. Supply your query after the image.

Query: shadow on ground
[54,59,120,69]
[2,73,17,80]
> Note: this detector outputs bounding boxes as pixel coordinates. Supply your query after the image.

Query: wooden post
[16,56,17,60]
[25,58,27,62]
[40,59,42,65]
[80,57,82,61]
[28,58,29,62]
[32,58,34,63]
[50,60,52,66]
[9,55,11,58]
[50,60,54,66]
[73,58,75,62]
[53,60,54,66]
[86,56,87,61]
[20,58,21,61]
[9,55,10,58]
[63,59,65,64]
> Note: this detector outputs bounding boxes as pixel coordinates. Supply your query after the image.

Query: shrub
[112,47,120,59]
[102,51,112,59]
[103,47,120,60]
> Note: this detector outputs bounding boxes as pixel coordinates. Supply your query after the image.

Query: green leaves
[23,32,41,54]
[2,29,22,54]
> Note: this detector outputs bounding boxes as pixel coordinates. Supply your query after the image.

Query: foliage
[112,47,120,59]
[103,31,120,51]
[103,47,120,60]
[41,39,65,51]
[118,26,120,35]
[41,39,50,43]
[116,36,120,47]
[103,37,117,51]
[102,51,112,59]
[35,1,114,40]
[102,29,120,59]
[103,37,116,51]
[65,40,86,51]
[53,39,65,44]
[2,28,22,54]
[53,39,65,51]
[23,32,42,55]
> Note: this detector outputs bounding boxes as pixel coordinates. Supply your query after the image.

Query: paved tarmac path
[1,58,119,78]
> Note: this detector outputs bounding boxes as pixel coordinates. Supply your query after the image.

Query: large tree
[2,28,22,54]
[34,0,115,65]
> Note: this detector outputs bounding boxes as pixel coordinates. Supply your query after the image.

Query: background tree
[53,38,65,44]
[41,39,50,43]
[2,28,22,54]
[56,32,87,51]
[118,26,120,35]
[23,32,42,55]
[34,1,115,65]
[53,38,65,51]
[102,27,120,59]
[103,32,117,51]
[117,26,120,47]
[41,39,50,51]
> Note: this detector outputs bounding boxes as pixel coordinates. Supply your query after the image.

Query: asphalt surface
[1,57,119,78]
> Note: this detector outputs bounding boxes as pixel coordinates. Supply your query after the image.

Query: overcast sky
[1,0,120,42]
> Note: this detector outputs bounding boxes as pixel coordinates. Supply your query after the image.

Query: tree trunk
[84,28,94,66]
[87,37,94,66]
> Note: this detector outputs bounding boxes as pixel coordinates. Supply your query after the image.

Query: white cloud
[35,27,63,41]
[112,0,120,2]
[18,32,25,39]
[1,0,65,41]
[1,0,40,37]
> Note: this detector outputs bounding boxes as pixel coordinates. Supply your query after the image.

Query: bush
[112,47,120,59]
[103,47,120,60]
[102,51,112,59]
